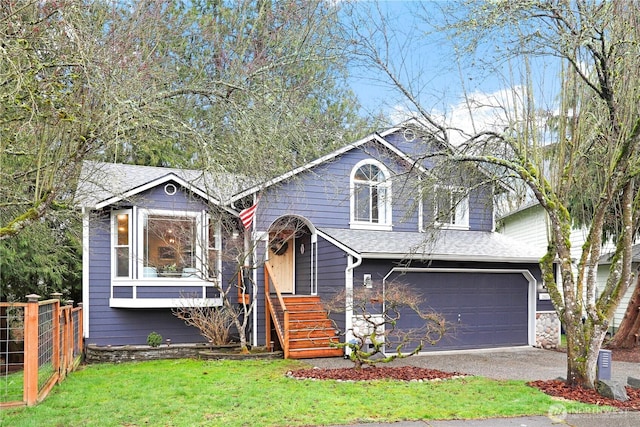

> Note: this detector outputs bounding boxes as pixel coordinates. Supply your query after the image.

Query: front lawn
[1,359,604,426]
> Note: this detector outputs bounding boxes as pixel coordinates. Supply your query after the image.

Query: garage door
[388,270,530,351]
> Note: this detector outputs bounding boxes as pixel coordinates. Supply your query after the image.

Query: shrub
[147,331,163,347]
[172,298,235,345]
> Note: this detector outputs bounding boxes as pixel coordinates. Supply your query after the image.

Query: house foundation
[535,311,560,349]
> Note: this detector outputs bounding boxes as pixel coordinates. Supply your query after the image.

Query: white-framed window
[111,208,219,281]
[140,209,200,278]
[350,160,392,230]
[206,215,221,281]
[432,186,469,229]
[112,209,132,279]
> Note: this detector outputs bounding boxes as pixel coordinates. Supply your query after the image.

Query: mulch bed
[528,379,640,411]
[608,347,640,363]
[528,347,640,411]
[288,365,464,381]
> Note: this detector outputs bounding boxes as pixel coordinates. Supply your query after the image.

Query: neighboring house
[77,124,550,358]
[598,244,640,332]
[498,202,635,333]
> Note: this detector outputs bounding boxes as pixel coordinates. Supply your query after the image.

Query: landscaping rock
[597,379,629,401]
[628,376,640,389]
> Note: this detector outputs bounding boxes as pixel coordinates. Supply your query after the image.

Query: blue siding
[316,236,349,333]
[113,286,133,298]
[253,138,492,235]
[255,142,420,232]
[254,243,267,345]
[87,309,205,346]
[468,183,494,231]
[87,211,113,345]
[294,233,312,295]
[137,286,207,298]
[133,183,208,211]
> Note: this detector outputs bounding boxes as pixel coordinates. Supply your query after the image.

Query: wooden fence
[1,294,83,407]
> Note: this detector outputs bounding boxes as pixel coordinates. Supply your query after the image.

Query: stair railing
[264,262,290,358]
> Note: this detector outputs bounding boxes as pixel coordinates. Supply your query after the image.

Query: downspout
[248,193,258,348]
[82,207,90,339]
[344,253,363,346]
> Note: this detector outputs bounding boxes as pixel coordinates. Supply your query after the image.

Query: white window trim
[349,159,392,230]
[137,208,204,279]
[205,212,222,285]
[433,185,469,230]
[111,209,133,280]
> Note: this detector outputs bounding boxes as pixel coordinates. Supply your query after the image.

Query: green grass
[1,370,24,403]
[1,359,606,427]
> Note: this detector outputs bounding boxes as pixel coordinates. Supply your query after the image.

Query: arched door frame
[267,215,318,295]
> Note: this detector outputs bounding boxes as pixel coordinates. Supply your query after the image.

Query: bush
[172,296,236,346]
[147,331,163,347]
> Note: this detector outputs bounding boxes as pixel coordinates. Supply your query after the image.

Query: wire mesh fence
[0,303,26,405]
[0,296,83,407]
[37,302,56,392]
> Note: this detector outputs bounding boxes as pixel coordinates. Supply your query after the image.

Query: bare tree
[325,282,447,369]
[1,0,366,240]
[342,0,640,389]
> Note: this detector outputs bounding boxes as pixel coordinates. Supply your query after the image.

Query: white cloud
[386,86,528,146]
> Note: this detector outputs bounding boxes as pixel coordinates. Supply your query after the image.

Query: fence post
[51,293,62,379]
[64,300,73,375]
[24,294,40,406]
[77,303,84,355]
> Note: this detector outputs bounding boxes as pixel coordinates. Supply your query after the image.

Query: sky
[342,1,562,143]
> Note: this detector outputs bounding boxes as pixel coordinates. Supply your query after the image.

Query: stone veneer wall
[535,311,561,349]
[85,343,212,363]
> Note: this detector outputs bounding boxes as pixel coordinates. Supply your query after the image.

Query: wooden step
[289,337,339,349]
[288,328,338,340]
[282,295,321,303]
[288,311,330,321]
[287,347,344,359]
[289,319,334,329]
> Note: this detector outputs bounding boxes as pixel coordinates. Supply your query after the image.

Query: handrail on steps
[264,262,290,358]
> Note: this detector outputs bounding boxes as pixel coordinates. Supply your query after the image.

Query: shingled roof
[75,161,250,209]
[318,227,544,262]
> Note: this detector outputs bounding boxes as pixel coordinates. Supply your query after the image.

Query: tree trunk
[607,275,640,349]
[564,316,609,388]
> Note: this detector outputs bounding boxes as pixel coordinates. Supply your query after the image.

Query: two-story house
[77,124,549,358]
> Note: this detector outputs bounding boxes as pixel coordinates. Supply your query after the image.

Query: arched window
[350,160,392,229]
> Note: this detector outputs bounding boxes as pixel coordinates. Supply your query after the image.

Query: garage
[386,269,533,351]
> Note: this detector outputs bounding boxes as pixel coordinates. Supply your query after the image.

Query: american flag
[239,200,258,229]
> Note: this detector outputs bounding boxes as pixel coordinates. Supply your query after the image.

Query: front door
[268,231,294,293]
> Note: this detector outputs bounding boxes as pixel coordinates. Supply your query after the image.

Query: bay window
[111,208,218,281]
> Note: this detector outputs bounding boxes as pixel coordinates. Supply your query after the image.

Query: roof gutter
[358,252,543,264]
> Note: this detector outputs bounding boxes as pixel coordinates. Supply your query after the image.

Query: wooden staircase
[270,295,343,359]
[284,296,343,359]
[264,262,342,359]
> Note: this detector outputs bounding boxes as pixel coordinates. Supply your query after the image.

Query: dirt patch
[608,347,640,363]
